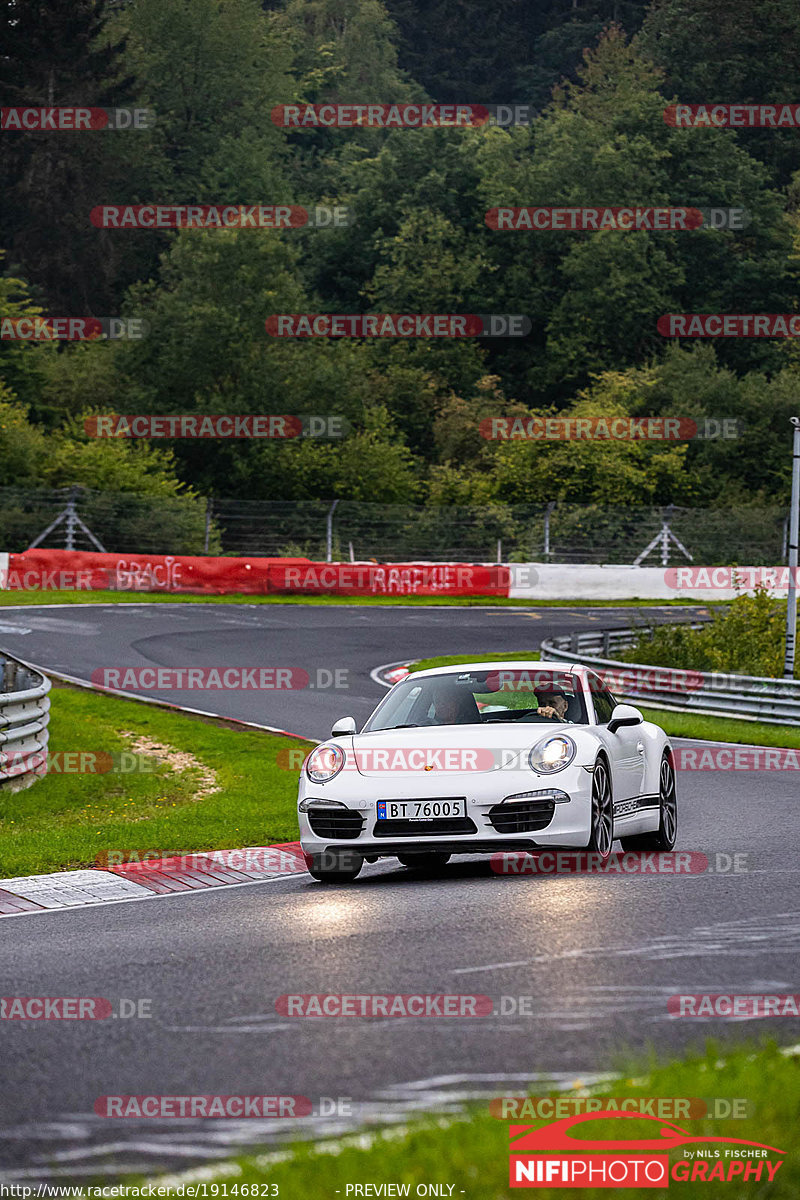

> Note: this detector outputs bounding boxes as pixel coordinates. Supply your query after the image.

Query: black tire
[620,753,677,852]
[586,756,614,861]
[397,852,452,872]
[305,850,363,883]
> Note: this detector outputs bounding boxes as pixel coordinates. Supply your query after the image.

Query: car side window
[587,674,616,724]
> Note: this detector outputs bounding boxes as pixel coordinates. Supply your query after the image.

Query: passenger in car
[427,685,481,725]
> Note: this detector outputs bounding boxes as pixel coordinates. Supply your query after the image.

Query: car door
[586,672,646,804]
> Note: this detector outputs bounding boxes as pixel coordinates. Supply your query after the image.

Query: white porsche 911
[297,661,677,882]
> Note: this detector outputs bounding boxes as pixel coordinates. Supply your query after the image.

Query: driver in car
[535,688,571,721]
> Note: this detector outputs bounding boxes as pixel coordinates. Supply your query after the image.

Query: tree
[0,251,50,407]
[117,0,295,199]
[0,393,211,551]
[473,26,795,400]
[383,0,649,106]
[268,404,420,502]
[638,0,800,185]
[482,370,692,507]
[0,0,152,310]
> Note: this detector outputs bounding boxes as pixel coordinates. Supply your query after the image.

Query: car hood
[347,722,576,777]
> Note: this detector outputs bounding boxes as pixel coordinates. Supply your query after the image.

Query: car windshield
[363,668,589,731]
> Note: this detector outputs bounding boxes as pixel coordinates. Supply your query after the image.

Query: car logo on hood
[424,764,434,771]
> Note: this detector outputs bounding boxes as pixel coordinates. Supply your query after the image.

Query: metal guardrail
[541,626,800,726]
[0,652,51,791]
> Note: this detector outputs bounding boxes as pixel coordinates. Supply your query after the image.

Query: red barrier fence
[2,550,510,597]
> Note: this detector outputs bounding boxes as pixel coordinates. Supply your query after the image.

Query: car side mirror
[607,703,644,734]
[330,716,357,737]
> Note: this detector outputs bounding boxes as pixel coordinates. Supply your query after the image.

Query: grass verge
[0,683,312,877]
[409,653,800,747]
[0,589,707,609]
[147,1042,798,1199]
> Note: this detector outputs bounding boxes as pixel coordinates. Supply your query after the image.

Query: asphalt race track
[0,602,798,1183]
[0,602,710,739]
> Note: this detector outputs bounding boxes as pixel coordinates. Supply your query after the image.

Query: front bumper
[297,766,594,857]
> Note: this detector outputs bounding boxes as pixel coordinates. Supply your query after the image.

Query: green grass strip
[146,1042,798,1199]
[0,683,312,877]
[0,589,705,609]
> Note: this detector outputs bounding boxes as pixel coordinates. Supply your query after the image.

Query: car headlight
[528,735,576,774]
[305,744,345,784]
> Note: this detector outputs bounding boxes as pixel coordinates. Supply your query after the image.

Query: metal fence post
[326,499,339,563]
[64,486,78,551]
[783,418,800,678]
[544,502,555,560]
[204,497,213,555]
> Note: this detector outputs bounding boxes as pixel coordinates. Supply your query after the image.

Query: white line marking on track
[450,960,531,974]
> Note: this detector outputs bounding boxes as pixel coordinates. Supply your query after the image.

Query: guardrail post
[4,659,18,691]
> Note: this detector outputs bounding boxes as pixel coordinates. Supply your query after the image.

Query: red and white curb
[370,660,413,689]
[0,843,308,918]
[0,651,413,921]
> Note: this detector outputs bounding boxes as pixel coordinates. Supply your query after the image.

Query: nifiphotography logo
[508,1111,785,1188]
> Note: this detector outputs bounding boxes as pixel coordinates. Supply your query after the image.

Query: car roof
[408,660,585,680]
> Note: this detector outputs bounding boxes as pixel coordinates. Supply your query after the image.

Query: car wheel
[397,852,452,872]
[620,753,677,852]
[304,850,363,883]
[586,756,614,860]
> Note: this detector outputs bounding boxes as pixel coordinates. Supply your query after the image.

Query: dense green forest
[2,0,800,516]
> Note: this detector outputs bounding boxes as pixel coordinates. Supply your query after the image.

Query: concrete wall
[508,563,752,602]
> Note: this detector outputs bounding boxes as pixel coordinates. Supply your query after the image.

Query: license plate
[376,798,467,821]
